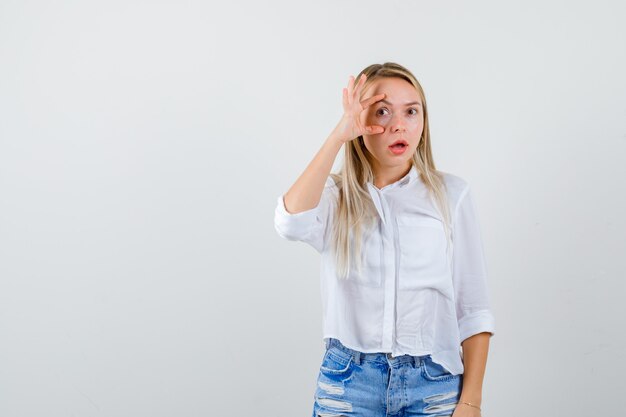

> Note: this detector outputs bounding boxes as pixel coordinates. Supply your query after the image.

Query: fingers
[366,125,384,134]
[347,75,355,102]
[347,74,366,103]
[353,74,366,102]
[361,93,386,109]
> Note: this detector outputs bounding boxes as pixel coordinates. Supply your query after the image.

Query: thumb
[366,125,384,134]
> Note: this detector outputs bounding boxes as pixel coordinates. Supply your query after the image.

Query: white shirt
[274,164,495,375]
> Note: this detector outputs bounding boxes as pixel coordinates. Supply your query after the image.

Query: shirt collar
[399,164,419,187]
[367,164,419,191]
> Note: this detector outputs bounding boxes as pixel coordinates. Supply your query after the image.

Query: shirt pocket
[345,223,384,287]
[396,215,449,290]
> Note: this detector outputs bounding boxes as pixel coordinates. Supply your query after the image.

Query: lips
[389,139,408,148]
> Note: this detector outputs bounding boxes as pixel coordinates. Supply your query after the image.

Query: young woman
[274,62,495,417]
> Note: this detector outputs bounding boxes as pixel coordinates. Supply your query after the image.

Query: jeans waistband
[324,337,429,367]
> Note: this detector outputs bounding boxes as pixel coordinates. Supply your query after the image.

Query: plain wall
[1,0,625,415]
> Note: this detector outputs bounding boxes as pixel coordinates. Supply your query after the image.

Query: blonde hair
[329,62,452,280]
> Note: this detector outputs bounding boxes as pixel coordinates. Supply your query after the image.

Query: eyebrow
[378,99,422,107]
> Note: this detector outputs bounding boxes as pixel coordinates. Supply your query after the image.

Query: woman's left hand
[452,402,481,417]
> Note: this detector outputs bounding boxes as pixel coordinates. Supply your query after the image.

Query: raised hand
[331,74,386,144]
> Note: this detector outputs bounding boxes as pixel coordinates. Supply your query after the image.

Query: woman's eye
[376,108,389,116]
[408,108,418,116]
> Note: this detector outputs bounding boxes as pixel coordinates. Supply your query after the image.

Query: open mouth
[388,140,409,155]
[389,140,408,149]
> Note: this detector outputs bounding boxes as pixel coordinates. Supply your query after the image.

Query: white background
[1,0,624,416]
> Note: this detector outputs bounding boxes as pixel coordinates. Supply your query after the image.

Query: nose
[390,113,406,133]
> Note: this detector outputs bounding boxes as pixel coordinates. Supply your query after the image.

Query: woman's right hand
[331,74,386,144]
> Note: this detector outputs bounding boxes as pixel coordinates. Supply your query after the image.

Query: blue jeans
[312,338,463,417]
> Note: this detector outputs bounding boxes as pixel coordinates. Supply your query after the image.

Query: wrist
[326,131,347,147]
[458,400,482,412]
[459,396,482,407]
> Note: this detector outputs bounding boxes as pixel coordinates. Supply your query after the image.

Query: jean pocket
[319,348,353,375]
[421,356,459,382]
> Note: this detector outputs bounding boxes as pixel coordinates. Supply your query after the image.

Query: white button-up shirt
[274,164,495,375]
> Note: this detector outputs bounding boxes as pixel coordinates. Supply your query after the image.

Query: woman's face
[359,77,424,170]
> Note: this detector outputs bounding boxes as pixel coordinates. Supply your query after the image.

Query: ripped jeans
[312,338,463,417]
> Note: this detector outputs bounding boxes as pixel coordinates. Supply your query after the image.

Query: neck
[372,162,412,189]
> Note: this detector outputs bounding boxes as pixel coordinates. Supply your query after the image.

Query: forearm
[283,133,343,214]
[459,332,491,406]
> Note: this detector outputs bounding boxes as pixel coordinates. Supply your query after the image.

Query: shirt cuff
[274,194,321,241]
[458,309,495,343]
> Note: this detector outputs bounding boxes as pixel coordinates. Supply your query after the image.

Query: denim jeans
[312,338,463,417]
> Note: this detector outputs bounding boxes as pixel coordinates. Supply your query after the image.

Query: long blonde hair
[329,62,452,279]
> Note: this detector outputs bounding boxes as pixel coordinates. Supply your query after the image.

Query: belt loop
[353,351,361,365]
[325,338,330,350]
[413,356,420,368]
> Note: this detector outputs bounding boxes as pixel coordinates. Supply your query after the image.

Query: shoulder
[438,171,473,224]
[326,174,342,193]
[438,170,470,200]
[320,174,340,204]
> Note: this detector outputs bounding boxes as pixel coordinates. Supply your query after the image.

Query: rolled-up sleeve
[451,184,495,343]
[273,177,337,253]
